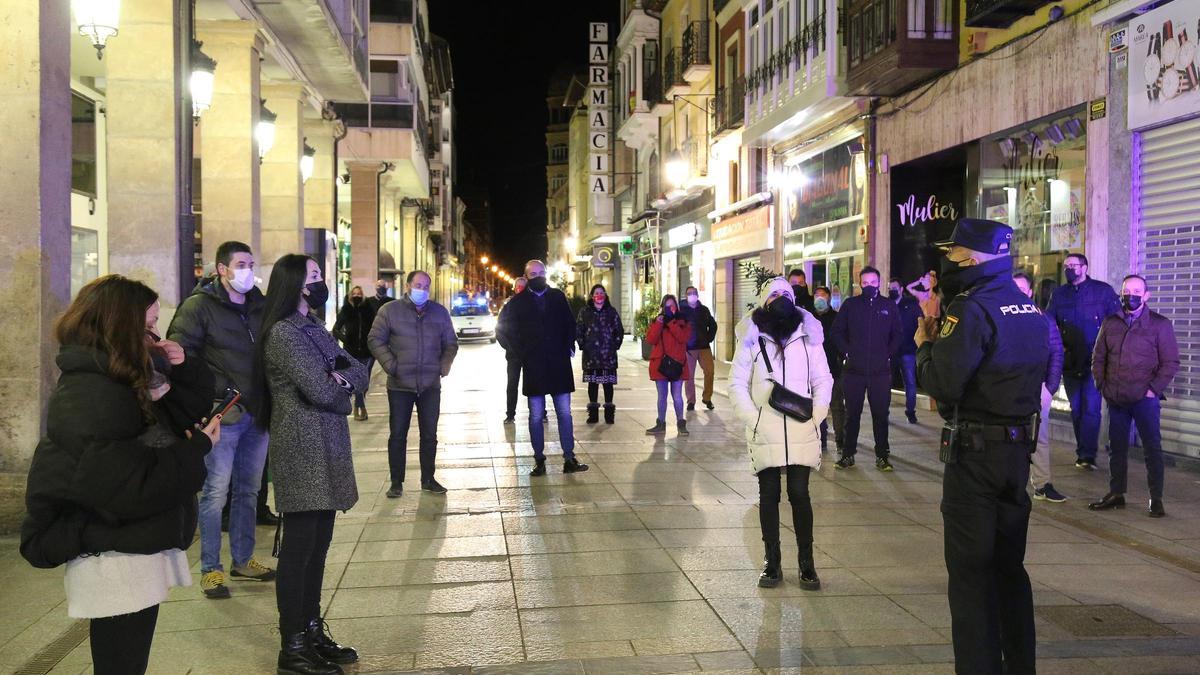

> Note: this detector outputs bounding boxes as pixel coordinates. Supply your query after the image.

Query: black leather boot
[758,542,782,588]
[798,545,821,591]
[604,403,616,424]
[586,403,600,424]
[278,631,342,675]
[306,618,358,664]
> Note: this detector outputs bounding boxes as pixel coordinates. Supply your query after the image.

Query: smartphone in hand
[209,388,242,422]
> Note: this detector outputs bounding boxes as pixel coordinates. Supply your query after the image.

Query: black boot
[306,618,358,664]
[798,545,821,591]
[604,403,616,424]
[586,403,600,425]
[278,632,342,675]
[757,542,782,588]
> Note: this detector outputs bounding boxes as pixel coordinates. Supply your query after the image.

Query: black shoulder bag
[757,336,813,422]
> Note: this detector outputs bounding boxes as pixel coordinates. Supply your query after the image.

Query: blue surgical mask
[410,288,429,305]
[830,295,842,310]
[814,297,829,313]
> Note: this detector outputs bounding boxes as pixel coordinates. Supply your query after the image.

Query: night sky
[428,0,620,275]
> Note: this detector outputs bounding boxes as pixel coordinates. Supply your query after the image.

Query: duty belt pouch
[940,407,961,464]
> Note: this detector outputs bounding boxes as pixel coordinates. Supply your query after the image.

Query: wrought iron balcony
[712,76,745,137]
[682,21,712,82]
[663,47,689,99]
[845,0,959,96]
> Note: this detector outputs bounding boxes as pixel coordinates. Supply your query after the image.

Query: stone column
[197,21,262,264]
[349,161,384,291]
[106,0,185,305]
[304,120,338,234]
[0,1,72,527]
[260,82,305,280]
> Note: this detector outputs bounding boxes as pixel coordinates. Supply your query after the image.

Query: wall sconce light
[300,140,316,183]
[665,150,688,187]
[256,100,277,160]
[190,41,218,120]
[337,172,351,185]
[1063,118,1084,140]
[1045,123,1065,146]
[846,139,865,154]
[73,0,120,59]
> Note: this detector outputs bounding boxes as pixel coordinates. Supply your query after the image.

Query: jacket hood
[193,275,265,307]
[56,345,111,376]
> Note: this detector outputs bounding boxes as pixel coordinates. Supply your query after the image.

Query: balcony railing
[845,0,958,96]
[746,14,826,94]
[642,68,664,108]
[712,76,745,135]
[333,99,429,157]
[663,47,687,95]
[682,21,711,73]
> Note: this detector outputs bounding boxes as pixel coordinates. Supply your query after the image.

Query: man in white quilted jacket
[729,277,833,591]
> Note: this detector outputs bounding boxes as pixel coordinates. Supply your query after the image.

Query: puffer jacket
[333,298,377,360]
[729,320,833,474]
[368,295,459,393]
[1092,307,1180,408]
[646,316,691,381]
[577,302,624,372]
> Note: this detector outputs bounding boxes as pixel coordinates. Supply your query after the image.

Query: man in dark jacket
[497,276,528,424]
[679,286,718,411]
[889,277,925,424]
[831,266,902,471]
[371,278,395,311]
[1088,274,1180,517]
[369,270,459,497]
[788,269,816,312]
[167,241,276,599]
[334,285,378,421]
[1015,272,1067,503]
[497,260,588,476]
[1045,253,1121,470]
[813,286,845,454]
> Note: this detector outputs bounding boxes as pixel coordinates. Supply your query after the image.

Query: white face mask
[228,267,256,294]
[687,294,699,306]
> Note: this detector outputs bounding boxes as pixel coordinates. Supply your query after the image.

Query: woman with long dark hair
[577,283,624,424]
[256,254,368,675]
[333,285,377,420]
[21,275,220,674]
[645,294,691,436]
[729,277,832,590]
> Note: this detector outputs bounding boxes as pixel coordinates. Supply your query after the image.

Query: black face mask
[305,280,330,309]
[860,286,879,299]
[350,296,363,305]
[1065,268,1081,284]
[791,284,809,299]
[1122,294,1143,312]
[940,256,1014,300]
[939,257,968,299]
[527,277,548,292]
[376,287,388,297]
[769,295,798,318]
[663,305,676,318]
[888,289,900,300]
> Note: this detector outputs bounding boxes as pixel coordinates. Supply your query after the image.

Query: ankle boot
[798,545,821,590]
[758,542,782,588]
[359,406,368,421]
[677,419,689,436]
[586,403,600,425]
[278,632,342,675]
[604,403,616,424]
[645,419,667,435]
[306,618,358,664]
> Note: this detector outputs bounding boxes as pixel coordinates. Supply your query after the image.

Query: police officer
[915,219,1047,675]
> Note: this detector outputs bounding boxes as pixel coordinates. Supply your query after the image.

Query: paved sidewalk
[3,341,1200,674]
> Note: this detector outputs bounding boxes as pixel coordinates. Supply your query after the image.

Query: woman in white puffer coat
[729,277,833,590]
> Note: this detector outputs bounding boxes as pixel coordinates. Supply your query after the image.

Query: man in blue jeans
[369,270,459,498]
[497,260,588,476]
[169,241,276,599]
[1045,253,1120,470]
[889,277,924,424]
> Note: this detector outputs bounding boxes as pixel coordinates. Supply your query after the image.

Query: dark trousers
[819,377,847,450]
[757,465,813,546]
[899,354,918,414]
[506,358,522,418]
[941,434,1036,675]
[90,604,159,675]
[276,510,336,636]
[842,371,891,457]
[587,382,614,404]
[353,357,374,408]
[387,388,441,484]
[1064,374,1102,461]
[1108,397,1165,500]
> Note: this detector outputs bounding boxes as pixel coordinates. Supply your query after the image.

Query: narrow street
[4,341,1200,673]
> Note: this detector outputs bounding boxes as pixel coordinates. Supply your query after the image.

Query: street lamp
[256,100,277,160]
[300,141,316,183]
[665,150,688,188]
[190,41,217,120]
[480,255,489,265]
[73,0,120,59]
[491,265,498,273]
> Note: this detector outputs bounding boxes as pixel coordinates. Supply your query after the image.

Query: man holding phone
[168,241,276,599]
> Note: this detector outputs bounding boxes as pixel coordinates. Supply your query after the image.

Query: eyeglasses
[1064,263,1085,270]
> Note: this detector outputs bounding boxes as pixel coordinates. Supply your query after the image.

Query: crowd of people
[17,223,1183,674]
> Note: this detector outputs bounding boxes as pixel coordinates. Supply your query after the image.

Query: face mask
[861,286,879,299]
[663,305,676,317]
[888,289,900,300]
[814,297,829,313]
[350,296,363,305]
[769,296,797,317]
[687,294,699,307]
[528,277,548,292]
[831,295,842,310]
[304,280,329,309]
[791,284,807,298]
[409,288,429,305]
[376,286,388,297]
[593,294,606,305]
[1065,268,1081,284]
[228,267,256,294]
[1122,294,1142,312]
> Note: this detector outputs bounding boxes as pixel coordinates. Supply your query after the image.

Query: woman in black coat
[333,285,377,420]
[21,275,220,675]
[577,284,624,424]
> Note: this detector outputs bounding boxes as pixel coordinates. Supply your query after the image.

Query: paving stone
[514,571,700,609]
[520,601,730,644]
[339,557,512,587]
[509,549,680,580]
[326,581,516,618]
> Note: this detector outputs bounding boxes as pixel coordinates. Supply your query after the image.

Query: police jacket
[367,295,459,393]
[1046,277,1120,377]
[1092,307,1180,408]
[679,302,717,350]
[916,257,1048,425]
[167,276,266,414]
[830,291,902,376]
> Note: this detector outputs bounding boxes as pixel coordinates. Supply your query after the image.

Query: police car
[450,294,497,343]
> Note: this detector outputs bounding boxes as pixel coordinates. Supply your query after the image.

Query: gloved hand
[812,405,829,425]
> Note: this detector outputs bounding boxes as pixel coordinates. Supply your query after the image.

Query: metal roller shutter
[732,256,760,325]
[1136,116,1200,458]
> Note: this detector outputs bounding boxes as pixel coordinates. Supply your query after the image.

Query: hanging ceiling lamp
[73,0,121,59]
[300,141,316,182]
[256,101,278,160]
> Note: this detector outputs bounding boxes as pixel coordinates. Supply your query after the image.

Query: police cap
[933,218,1013,255]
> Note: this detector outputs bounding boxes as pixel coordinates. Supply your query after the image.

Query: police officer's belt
[959,421,1034,443]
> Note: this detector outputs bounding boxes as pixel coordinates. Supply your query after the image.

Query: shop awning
[708,192,773,222]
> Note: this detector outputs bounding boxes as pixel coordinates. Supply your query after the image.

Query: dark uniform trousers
[941,431,1036,675]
